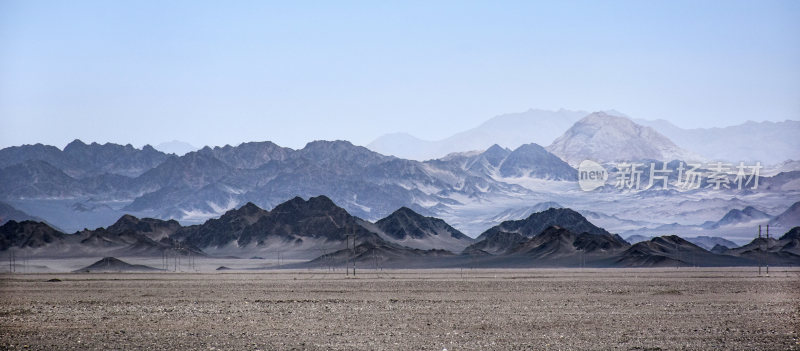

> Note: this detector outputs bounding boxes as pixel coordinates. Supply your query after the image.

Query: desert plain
[1,267,799,350]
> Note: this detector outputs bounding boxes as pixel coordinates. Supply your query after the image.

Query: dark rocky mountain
[75,227,170,256]
[0,216,200,257]
[0,220,66,250]
[613,235,744,267]
[459,225,630,267]
[106,214,182,241]
[73,257,161,273]
[476,207,612,241]
[305,241,457,269]
[779,226,800,241]
[506,226,628,258]
[368,207,475,252]
[236,195,380,246]
[720,226,800,264]
[463,231,526,255]
[174,196,385,258]
[170,202,269,249]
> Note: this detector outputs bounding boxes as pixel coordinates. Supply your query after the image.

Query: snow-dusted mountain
[367,109,588,160]
[1,139,579,232]
[488,202,564,223]
[634,119,800,165]
[547,112,700,166]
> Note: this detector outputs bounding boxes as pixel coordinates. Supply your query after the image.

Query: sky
[1,0,799,150]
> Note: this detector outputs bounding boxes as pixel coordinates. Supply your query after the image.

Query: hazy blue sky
[1,0,798,150]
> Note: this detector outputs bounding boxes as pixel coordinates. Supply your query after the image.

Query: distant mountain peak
[64,139,88,150]
[547,112,699,166]
[496,143,576,180]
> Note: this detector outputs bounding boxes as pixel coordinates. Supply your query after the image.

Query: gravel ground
[1,268,798,350]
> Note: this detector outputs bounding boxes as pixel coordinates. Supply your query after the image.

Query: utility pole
[758,225,763,276]
[766,225,770,276]
[345,224,356,277]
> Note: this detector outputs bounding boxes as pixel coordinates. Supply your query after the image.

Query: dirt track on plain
[1,268,799,350]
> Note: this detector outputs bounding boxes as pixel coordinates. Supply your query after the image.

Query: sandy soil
[1,268,799,350]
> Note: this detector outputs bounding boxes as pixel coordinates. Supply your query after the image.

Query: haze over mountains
[1,109,799,247]
[369,109,799,164]
[368,109,589,160]
[634,119,800,165]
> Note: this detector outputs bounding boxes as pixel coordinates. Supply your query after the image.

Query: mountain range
[0,138,580,232]
[0,139,169,178]
[5,196,796,268]
[1,109,799,246]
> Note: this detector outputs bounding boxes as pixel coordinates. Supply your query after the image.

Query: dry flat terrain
[1,268,799,350]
